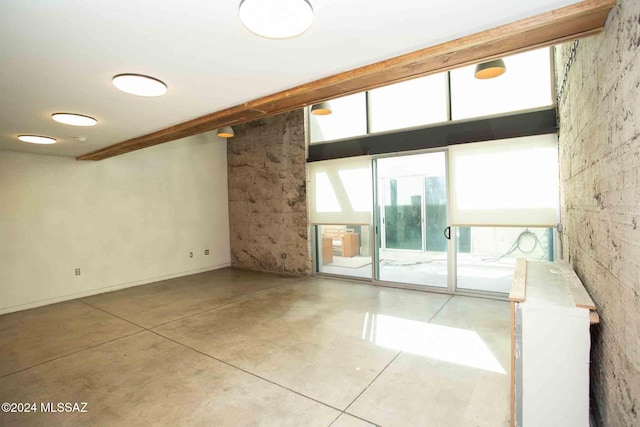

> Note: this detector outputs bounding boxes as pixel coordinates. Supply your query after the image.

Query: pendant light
[310,102,332,116]
[474,59,507,79]
[217,126,235,138]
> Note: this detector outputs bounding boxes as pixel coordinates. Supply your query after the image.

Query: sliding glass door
[308,156,374,280]
[448,135,559,294]
[375,152,449,288]
[309,135,559,297]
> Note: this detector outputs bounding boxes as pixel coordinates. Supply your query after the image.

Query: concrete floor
[0,268,510,426]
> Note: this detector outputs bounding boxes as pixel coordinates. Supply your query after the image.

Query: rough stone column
[555,1,639,425]
[227,110,311,275]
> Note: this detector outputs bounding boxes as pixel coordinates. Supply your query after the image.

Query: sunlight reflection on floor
[362,312,506,374]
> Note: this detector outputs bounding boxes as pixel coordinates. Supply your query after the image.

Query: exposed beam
[77,0,615,161]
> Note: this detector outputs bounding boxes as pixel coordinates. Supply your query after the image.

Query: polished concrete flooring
[0,268,511,426]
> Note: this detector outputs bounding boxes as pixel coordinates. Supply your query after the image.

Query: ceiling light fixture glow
[217,126,235,138]
[474,59,507,79]
[52,113,97,127]
[239,0,314,39]
[112,73,168,97]
[18,135,57,145]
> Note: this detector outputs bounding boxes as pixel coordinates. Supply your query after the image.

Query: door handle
[444,226,451,240]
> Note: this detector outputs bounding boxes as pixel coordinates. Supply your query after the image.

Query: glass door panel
[382,177,423,250]
[456,226,554,294]
[315,224,373,279]
[376,152,448,287]
[425,176,447,252]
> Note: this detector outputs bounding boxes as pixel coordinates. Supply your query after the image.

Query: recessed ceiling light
[112,73,168,97]
[52,113,97,127]
[239,0,314,39]
[18,135,57,145]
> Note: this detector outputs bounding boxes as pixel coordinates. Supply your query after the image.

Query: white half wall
[0,132,230,314]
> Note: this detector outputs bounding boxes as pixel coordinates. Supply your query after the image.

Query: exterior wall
[555,1,640,425]
[0,132,230,314]
[227,110,311,275]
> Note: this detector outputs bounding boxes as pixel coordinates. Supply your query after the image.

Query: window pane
[376,152,448,288]
[449,134,559,226]
[309,93,367,143]
[316,224,372,279]
[382,177,423,250]
[457,226,554,294]
[368,73,448,133]
[307,156,372,225]
[450,48,552,120]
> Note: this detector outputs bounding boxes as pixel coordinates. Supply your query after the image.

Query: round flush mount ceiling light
[474,59,507,79]
[239,0,313,39]
[52,113,97,127]
[112,73,168,97]
[18,135,57,144]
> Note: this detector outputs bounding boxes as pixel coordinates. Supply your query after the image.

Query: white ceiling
[0,0,579,158]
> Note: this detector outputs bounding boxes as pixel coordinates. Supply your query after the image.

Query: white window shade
[308,156,372,224]
[448,135,559,226]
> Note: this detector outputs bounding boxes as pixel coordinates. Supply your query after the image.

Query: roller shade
[448,134,559,226]
[307,156,372,224]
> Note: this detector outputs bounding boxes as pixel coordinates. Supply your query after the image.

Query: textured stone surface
[555,1,640,425]
[227,110,311,275]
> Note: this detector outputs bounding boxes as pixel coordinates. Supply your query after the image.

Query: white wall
[0,132,230,314]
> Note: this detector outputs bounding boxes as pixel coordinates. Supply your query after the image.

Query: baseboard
[0,262,231,315]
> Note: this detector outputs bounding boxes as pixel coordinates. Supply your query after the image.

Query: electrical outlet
[205,249,209,255]
[75,268,81,276]
[189,252,193,258]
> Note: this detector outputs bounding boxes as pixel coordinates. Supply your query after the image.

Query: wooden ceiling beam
[77,0,615,161]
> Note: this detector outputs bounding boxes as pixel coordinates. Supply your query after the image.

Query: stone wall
[555,1,639,425]
[227,110,311,275]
